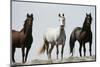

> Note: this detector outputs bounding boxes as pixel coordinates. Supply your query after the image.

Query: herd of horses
[12,13,93,63]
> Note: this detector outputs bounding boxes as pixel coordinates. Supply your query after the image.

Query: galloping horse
[39,13,66,60]
[69,13,92,57]
[12,13,33,63]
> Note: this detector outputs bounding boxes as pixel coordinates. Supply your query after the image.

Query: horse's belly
[15,44,23,48]
[12,40,24,47]
[45,35,55,42]
[45,28,60,42]
[12,32,25,47]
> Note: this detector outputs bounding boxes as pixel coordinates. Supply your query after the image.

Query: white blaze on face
[59,16,65,26]
[59,16,64,26]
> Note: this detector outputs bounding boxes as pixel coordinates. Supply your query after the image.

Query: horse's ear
[31,14,33,17]
[27,13,29,17]
[58,13,61,17]
[62,13,64,16]
[89,13,91,16]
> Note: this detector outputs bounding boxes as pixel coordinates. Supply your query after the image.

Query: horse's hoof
[12,61,15,63]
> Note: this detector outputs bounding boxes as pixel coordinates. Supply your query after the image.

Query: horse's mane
[19,20,27,33]
[19,20,32,35]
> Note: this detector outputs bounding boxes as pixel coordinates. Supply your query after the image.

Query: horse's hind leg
[12,47,15,63]
[83,43,86,56]
[79,42,82,57]
[70,37,76,56]
[45,40,49,56]
[22,47,25,63]
[56,45,59,59]
[25,47,31,63]
[48,45,54,60]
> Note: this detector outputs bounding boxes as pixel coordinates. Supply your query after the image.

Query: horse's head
[83,13,92,31]
[58,13,65,27]
[24,13,34,34]
[85,13,92,25]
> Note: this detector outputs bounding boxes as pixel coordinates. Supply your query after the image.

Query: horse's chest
[56,33,66,44]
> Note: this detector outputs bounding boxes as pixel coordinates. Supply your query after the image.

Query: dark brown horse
[12,13,33,63]
[69,13,92,57]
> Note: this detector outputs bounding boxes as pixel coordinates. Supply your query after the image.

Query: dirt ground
[12,55,96,66]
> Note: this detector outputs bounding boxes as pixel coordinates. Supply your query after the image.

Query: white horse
[39,13,66,60]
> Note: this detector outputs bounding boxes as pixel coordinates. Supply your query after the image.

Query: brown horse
[69,13,92,57]
[12,13,33,63]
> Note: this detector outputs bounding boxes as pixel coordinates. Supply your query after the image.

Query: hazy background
[12,1,96,63]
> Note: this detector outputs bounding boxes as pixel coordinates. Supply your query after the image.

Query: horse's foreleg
[22,47,25,63]
[56,45,59,60]
[79,42,82,57]
[61,44,64,60]
[83,43,86,56]
[25,47,30,63]
[12,47,15,63]
[89,41,92,56]
[48,45,54,60]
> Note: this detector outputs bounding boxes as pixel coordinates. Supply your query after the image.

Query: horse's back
[12,30,17,32]
[71,27,92,42]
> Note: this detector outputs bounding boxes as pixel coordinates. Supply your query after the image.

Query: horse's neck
[20,27,32,35]
[56,26,65,41]
[82,22,91,31]
[59,26,65,36]
[26,28,32,36]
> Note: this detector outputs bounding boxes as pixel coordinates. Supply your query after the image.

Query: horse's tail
[69,30,76,55]
[39,38,48,54]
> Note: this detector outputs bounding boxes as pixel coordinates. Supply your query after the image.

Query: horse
[69,13,92,57]
[39,13,66,60]
[12,13,34,63]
